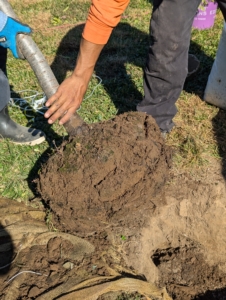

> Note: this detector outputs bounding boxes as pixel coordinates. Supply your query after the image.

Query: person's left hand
[0,17,31,58]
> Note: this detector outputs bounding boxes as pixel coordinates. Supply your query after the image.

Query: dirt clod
[38,112,171,236]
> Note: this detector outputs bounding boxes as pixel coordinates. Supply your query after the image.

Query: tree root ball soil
[38,112,171,236]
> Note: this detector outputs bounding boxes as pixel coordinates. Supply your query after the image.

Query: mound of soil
[38,112,171,236]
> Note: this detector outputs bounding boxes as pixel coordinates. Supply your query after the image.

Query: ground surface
[1,112,226,299]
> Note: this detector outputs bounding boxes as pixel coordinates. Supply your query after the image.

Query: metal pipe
[0,0,85,135]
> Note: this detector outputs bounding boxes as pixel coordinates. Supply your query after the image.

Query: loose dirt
[1,112,226,299]
[0,197,171,300]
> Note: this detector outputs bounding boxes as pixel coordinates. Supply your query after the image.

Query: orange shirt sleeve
[82,0,130,45]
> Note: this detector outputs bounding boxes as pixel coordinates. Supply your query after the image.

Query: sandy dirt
[122,169,226,300]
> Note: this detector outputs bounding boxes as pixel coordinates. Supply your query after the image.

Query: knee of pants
[0,69,9,85]
[0,69,10,110]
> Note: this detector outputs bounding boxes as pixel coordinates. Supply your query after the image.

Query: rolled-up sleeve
[82,0,130,44]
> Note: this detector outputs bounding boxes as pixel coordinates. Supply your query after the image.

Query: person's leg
[0,46,46,145]
[137,0,201,132]
[0,106,46,145]
[0,47,8,111]
[0,69,10,111]
[216,0,226,20]
[0,46,7,75]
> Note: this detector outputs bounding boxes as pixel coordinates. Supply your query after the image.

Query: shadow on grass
[0,48,64,200]
[51,22,146,114]
[28,21,226,203]
[49,21,217,113]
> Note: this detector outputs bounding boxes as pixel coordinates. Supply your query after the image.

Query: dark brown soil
[38,112,171,237]
[152,244,226,300]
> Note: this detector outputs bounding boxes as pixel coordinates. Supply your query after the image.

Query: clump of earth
[1,112,226,299]
[38,112,171,236]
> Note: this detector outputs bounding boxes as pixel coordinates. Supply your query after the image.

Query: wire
[9,74,102,122]
[7,271,47,284]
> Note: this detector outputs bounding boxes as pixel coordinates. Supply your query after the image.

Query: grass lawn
[0,0,225,201]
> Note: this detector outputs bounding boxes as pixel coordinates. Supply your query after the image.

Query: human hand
[0,17,31,58]
[44,38,104,125]
[44,73,90,125]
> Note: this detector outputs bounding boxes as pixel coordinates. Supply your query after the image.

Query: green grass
[0,0,225,201]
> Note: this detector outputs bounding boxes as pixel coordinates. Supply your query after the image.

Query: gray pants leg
[0,46,9,111]
[137,0,201,132]
[0,69,10,111]
[216,0,226,20]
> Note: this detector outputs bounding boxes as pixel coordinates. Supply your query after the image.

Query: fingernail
[48,119,53,124]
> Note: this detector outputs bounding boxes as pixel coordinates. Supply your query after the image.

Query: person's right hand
[0,16,31,58]
[44,72,91,125]
[44,38,105,125]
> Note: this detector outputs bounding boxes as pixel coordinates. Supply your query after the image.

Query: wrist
[72,63,94,83]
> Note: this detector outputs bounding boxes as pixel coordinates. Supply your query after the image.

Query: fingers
[44,92,63,122]
[17,21,32,34]
[59,107,77,125]
[21,24,32,34]
[45,91,61,109]
[45,100,74,124]
[45,104,77,125]
[44,75,88,125]
[11,43,19,59]
[44,91,80,125]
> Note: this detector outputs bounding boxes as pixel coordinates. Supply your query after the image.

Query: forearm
[72,37,104,82]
